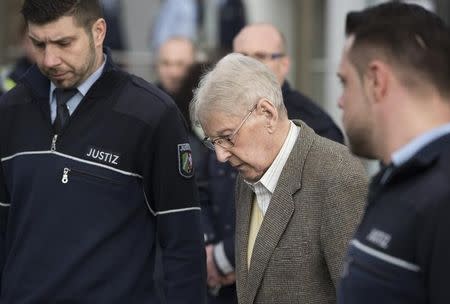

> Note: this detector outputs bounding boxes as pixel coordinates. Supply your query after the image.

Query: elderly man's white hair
[190,53,286,127]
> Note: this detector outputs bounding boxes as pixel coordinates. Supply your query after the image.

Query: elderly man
[202,23,346,304]
[191,53,368,304]
[337,3,450,304]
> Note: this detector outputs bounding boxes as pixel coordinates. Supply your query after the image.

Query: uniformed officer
[0,1,206,303]
[337,3,450,304]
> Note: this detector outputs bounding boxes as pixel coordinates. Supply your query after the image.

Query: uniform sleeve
[0,162,10,289]
[320,156,368,286]
[189,134,215,245]
[421,190,450,304]
[147,104,206,304]
[213,236,235,274]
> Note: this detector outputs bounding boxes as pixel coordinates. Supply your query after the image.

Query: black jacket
[338,133,450,304]
[282,81,344,144]
[0,55,206,303]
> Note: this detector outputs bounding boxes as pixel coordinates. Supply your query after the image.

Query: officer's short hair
[190,53,287,127]
[346,2,450,99]
[21,0,103,31]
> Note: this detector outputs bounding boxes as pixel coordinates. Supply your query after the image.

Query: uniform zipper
[61,167,122,185]
[62,167,70,183]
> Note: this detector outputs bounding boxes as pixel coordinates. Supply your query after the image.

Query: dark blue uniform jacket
[0,54,206,303]
[338,133,450,304]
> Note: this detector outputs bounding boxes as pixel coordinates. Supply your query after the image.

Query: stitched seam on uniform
[142,188,156,216]
[1,150,142,178]
[2,151,50,162]
[141,188,200,216]
[0,202,10,207]
[351,239,420,272]
[155,207,201,215]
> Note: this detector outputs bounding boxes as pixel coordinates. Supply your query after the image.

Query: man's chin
[51,78,77,89]
[241,170,261,184]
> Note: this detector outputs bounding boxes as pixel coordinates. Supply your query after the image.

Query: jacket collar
[374,133,450,189]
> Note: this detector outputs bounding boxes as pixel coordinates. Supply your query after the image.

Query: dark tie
[54,88,78,134]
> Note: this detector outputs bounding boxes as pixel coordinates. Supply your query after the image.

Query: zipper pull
[62,167,70,184]
[51,134,58,151]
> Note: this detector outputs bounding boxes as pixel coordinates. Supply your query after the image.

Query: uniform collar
[391,123,450,167]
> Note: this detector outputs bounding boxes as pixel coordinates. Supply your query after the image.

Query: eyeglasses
[203,104,257,151]
[240,51,285,62]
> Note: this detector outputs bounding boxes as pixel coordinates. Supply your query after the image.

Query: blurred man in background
[156,36,196,98]
[337,3,450,304]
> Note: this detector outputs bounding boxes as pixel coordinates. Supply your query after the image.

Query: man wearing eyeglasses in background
[233,23,344,143]
[191,53,368,304]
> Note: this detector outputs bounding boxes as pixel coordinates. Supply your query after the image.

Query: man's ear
[365,60,389,103]
[256,99,278,132]
[92,18,106,47]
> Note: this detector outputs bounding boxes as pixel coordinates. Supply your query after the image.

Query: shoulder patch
[178,143,194,178]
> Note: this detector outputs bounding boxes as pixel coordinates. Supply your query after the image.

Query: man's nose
[43,46,62,68]
[215,145,231,163]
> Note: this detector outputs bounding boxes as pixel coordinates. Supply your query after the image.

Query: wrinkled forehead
[200,109,242,136]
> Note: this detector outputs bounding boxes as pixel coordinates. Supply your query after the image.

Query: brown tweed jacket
[235,121,368,304]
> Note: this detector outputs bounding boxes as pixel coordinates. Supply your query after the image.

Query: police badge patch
[178,143,194,178]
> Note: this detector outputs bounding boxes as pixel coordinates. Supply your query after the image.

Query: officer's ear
[364,60,389,104]
[91,18,106,48]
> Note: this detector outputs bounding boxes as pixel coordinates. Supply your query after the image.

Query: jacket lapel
[235,182,254,303]
[245,121,315,303]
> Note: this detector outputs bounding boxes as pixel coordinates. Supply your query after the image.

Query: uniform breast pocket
[61,167,125,186]
[339,240,425,304]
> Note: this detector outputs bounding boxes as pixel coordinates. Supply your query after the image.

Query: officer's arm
[320,156,368,286]
[425,195,450,304]
[191,137,216,246]
[0,162,10,289]
[149,104,206,304]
